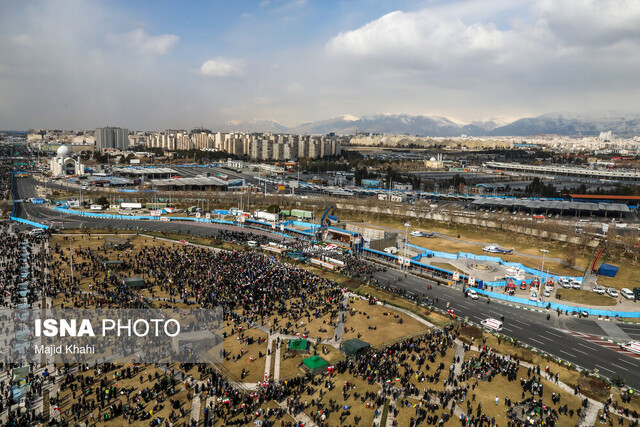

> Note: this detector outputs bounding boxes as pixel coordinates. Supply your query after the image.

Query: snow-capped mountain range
[221,112,640,137]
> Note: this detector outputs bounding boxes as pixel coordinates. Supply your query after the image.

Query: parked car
[606,288,619,298]
[557,277,570,288]
[592,284,605,295]
[621,288,634,300]
[569,278,582,289]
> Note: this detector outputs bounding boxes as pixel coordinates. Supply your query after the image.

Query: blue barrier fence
[473,288,640,318]
[52,207,235,225]
[10,216,49,229]
[408,243,583,285]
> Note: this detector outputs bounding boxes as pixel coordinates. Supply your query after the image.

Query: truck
[291,209,313,219]
[120,202,142,210]
[255,211,278,222]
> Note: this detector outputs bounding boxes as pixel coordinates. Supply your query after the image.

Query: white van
[620,340,640,355]
[28,228,45,236]
[247,241,257,247]
[621,288,634,300]
[481,318,503,332]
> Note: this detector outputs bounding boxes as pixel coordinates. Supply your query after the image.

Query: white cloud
[533,0,640,46]
[108,28,179,55]
[327,10,509,67]
[11,34,33,47]
[197,58,244,77]
[327,0,640,68]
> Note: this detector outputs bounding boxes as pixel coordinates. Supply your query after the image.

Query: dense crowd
[1,227,638,426]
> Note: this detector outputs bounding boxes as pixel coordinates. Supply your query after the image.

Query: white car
[558,279,572,289]
[592,285,605,295]
[606,288,619,298]
[621,288,634,300]
[569,278,582,289]
[544,291,551,298]
[466,289,479,300]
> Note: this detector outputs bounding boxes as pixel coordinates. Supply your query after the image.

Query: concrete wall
[345,223,389,240]
[369,235,397,252]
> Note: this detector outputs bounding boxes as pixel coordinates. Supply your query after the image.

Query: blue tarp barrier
[10,216,49,229]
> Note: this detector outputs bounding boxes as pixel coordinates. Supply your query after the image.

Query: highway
[11,174,640,389]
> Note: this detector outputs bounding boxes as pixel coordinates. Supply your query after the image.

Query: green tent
[123,277,146,289]
[12,366,30,385]
[341,338,371,357]
[301,355,329,374]
[288,339,309,353]
[103,260,125,269]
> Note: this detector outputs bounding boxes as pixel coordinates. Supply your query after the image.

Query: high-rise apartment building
[95,127,129,151]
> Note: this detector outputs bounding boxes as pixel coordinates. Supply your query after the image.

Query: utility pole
[404,222,410,275]
[539,249,549,304]
[70,240,74,280]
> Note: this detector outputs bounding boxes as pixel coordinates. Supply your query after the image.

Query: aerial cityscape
[2,1,640,426]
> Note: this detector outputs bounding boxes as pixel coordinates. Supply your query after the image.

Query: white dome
[430,157,437,162]
[57,145,71,157]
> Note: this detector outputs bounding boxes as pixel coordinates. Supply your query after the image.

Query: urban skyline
[2,0,640,130]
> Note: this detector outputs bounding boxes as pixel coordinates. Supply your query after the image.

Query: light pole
[70,240,74,281]
[404,222,410,275]
[539,249,549,304]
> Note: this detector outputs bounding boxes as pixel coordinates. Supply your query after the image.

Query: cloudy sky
[1,0,640,130]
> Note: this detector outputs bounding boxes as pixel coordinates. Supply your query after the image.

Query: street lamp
[404,223,411,274]
[539,249,549,304]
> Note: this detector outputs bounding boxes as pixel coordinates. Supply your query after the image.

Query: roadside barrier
[9,216,49,229]
[473,287,640,318]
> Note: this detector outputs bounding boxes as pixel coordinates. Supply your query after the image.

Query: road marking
[610,363,628,372]
[572,348,588,356]
[511,319,528,326]
[559,350,576,358]
[546,331,563,338]
[529,338,546,346]
[575,342,597,351]
[595,364,615,374]
[539,335,554,341]
[617,358,637,367]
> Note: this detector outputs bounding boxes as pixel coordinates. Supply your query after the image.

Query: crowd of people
[0,222,638,426]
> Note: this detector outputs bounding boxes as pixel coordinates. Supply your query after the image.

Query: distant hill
[222,119,288,133]
[489,112,640,136]
[221,112,640,137]
[290,114,487,137]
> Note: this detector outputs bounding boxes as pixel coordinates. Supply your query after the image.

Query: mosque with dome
[49,145,85,176]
